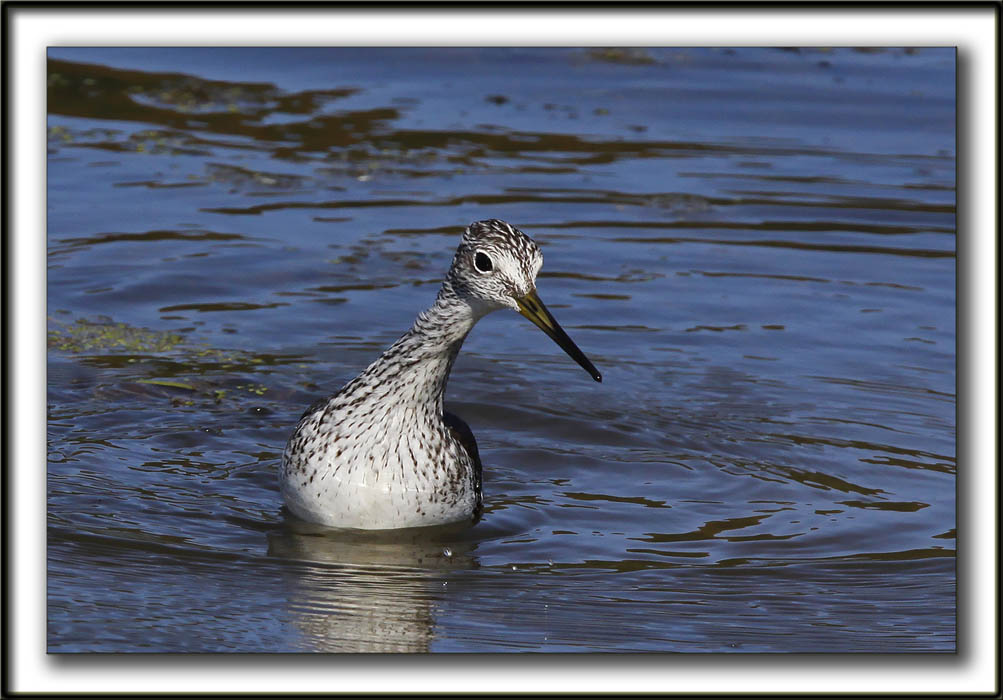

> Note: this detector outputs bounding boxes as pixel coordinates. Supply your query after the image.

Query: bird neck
[358,285,486,413]
[409,284,484,351]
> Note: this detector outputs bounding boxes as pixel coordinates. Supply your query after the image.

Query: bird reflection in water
[266,518,476,652]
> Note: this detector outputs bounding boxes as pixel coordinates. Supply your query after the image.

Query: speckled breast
[279,402,479,530]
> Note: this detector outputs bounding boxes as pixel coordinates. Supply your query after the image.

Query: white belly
[280,408,478,530]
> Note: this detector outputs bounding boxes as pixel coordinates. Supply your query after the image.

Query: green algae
[47,315,298,410]
[48,317,184,354]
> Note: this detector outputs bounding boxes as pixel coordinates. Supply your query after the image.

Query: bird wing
[442,410,483,517]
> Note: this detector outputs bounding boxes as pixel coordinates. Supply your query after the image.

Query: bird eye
[474,251,494,273]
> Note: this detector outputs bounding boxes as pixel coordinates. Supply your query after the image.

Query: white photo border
[7,4,998,696]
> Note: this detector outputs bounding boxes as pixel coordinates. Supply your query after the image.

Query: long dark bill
[515,289,602,382]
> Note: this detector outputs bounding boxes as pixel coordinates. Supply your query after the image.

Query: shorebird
[280,219,601,530]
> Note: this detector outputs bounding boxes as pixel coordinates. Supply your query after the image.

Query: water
[46,47,956,653]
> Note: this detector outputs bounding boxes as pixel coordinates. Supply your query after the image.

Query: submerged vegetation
[48,316,184,354]
[48,315,291,408]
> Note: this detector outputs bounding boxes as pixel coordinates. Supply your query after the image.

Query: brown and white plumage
[280,219,601,530]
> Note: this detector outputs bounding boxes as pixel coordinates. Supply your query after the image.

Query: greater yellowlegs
[280,219,601,529]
